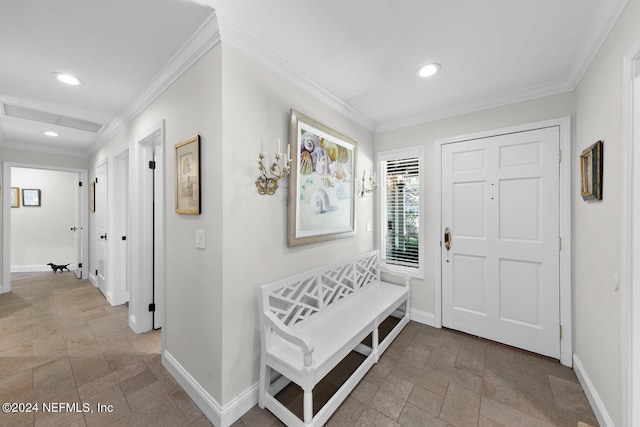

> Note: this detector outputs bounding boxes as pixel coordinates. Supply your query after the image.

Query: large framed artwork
[288,110,357,246]
[175,134,201,214]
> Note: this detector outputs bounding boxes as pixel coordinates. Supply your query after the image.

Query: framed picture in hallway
[89,181,95,212]
[22,188,41,207]
[11,187,20,208]
[580,140,603,201]
[175,134,201,214]
[288,109,357,246]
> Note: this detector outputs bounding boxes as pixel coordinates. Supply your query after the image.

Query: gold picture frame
[175,134,201,214]
[580,140,603,201]
[89,181,95,212]
[11,187,20,208]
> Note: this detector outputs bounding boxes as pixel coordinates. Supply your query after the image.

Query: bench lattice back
[266,251,380,327]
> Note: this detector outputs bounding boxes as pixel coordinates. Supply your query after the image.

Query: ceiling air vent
[2,104,103,133]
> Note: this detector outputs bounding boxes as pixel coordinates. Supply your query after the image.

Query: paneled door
[441,127,560,358]
[96,162,108,296]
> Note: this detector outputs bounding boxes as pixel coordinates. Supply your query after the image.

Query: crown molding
[376,78,574,133]
[567,0,629,87]
[215,14,377,133]
[87,12,221,155]
[0,140,89,158]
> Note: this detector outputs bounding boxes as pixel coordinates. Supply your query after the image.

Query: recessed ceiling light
[42,131,59,137]
[417,63,441,78]
[52,72,83,86]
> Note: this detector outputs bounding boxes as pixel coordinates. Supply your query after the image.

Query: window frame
[377,146,424,278]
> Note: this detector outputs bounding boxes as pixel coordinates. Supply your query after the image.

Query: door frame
[621,40,640,427]
[94,159,109,297]
[2,162,89,292]
[129,120,165,336]
[434,116,572,367]
[113,148,130,305]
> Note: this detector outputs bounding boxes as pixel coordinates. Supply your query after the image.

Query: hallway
[0,272,211,426]
[0,272,599,426]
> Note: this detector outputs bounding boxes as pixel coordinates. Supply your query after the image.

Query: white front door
[96,162,108,295]
[441,126,560,359]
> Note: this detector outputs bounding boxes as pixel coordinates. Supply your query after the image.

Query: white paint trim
[410,308,436,327]
[11,265,76,273]
[162,350,258,427]
[88,273,98,288]
[621,38,640,427]
[112,148,130,306]
[566,0,629,87]
[88,13,221,155]
[573,354,615,427]
[433,117,572,366]
[215,14,376,133]
[130,120,166,335]
[378,79,573,133]
[2,162,88,293]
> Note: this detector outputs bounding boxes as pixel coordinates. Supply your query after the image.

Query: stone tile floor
[0,272,212,426]
[0,272,598,426]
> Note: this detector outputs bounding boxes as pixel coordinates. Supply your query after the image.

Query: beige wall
[573,0,640,424]
[219,44,376,404]
[89,44,225,401]
[11,168,76,269]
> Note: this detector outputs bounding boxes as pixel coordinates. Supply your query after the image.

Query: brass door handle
[444,227,452,251]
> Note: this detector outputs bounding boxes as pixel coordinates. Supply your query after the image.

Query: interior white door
[96,162,108,295]
[441,127,560,359]
[73,174,83,279]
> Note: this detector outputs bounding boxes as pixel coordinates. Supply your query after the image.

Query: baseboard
[11,264,74,273]
[89,273,98,287]
[410,308,436,327]
[162,350,259,427]
[573,354,615,427]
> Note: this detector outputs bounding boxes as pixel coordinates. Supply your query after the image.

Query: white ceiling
[0,0,627,156]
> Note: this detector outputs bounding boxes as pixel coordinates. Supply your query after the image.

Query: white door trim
[113,148,130,306]
[95,159,109,298]
[130,120,166,340]
[2,162,89,293]
[434,116,572,366]
[621,40,640,427]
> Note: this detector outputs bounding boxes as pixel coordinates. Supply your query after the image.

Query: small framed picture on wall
[11,187,20,208]
[22,188,41,207]
[580,140,603,201]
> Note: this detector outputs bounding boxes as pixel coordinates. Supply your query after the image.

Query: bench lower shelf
[260,313,410,427]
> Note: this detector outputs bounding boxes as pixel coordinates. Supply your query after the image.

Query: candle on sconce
[277,138,282,155]
[286,143,291,163]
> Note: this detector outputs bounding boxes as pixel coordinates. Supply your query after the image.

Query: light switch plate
[195,229,205,249]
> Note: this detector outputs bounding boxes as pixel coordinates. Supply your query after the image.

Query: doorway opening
[129,120,165,337]
[2,162,88,293]
[621,42,640,427]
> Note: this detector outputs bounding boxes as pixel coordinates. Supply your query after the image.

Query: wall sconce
[359,169,377,199]
[256,140,292,195]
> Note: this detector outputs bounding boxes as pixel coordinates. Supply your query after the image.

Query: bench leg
[258,359,268,408]
[373,327,380,362]
[303,389,313,425]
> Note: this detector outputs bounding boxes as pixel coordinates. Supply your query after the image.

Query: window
[378,147,423,274]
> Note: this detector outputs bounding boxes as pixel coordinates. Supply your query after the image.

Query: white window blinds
[383,156,420,267]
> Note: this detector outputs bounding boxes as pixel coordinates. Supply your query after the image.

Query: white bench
[257,250,411,426]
